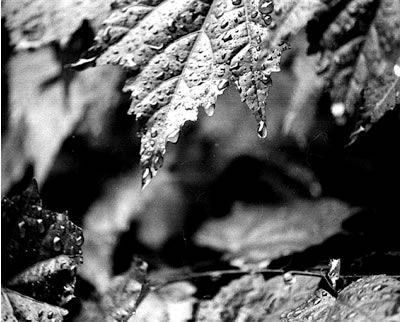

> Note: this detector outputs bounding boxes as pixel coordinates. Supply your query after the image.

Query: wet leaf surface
[307,0,400,142]
[281,275,400,321]
[197,274,321,321]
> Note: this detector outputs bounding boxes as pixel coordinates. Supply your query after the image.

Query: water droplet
[142,168,152,189]
[222,33,233,42]
[217,79,229,90]
[220,20,229,29]
[232,0,241,5]
[250,11,258,19]
[167,128,179,143]
[37,219,45,234]
[18,221,26,238]
[155,71,164,80]
[76,235,84,246]
[393,64,400,77]
[257,121,267,138]
[53,236,62,251]
[259,0,274,14]
[154,154,164,169]
[48,312,54,319]
[204,103,215,116]
[148,43,164,51]
[151,129,158,138]
[256,35,262,44]
[262,14,272,25]
[283,272,294,284]
[331,102,345,118]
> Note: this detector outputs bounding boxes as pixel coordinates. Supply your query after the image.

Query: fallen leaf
[2,0,112,49]
[307,0,400,142]
[195,199,354,268]
[281,275,400,321]
[197,274,321,321]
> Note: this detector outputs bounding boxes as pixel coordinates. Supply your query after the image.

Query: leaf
[2,0,112,49]
[2,288,68,322]
[281,275,400,321]
[77,0,295,187]
[78,259,197,322]
[195,199,354,268]
[80,169,187,291]
[1,47,124,194]
[307,0,400,142]
[2,180,83,307]
[197,274,321,321]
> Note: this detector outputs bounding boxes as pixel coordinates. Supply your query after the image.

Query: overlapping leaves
[307,0,400,142]
[1,181,84,320]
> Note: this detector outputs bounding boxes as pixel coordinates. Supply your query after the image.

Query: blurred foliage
[1,0,400,321]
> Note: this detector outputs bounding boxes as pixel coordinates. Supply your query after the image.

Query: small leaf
[307,0,400,142]
[281,275,400,321]
[2,0,112,49]
[197,274,321,321]
[195,199,355,268]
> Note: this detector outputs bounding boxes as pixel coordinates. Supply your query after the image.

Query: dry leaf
[307,0,400,142]
[195,199,354,268]
[281,275,400,321]
[197,274,321,321]
[2,0,112,49]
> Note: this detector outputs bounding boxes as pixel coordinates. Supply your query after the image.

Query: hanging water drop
[217,79,229,90]
[151,129,158,138]
[259,0,274,14]
[154,154,164,169]
[232,0,241,5]
[37,219,45,234]
[18,221,26,238]
[257,121,268,138]
[167,128,179,143]
[262,14,272,25]
[142,167,152,189]
[53,236,62,251]
[204,103,215,116]
[76,235,84,246]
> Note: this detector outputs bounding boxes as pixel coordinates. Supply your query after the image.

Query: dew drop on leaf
[259,0,274,15]
[262,14,272,25]
[217,79,229,90]
[232,0,241,5]
[167,128,179,143]
[204,103,216,116]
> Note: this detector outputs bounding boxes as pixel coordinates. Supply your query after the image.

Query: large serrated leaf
[307,0,400,142]
[281,275,400,321]
[77,0,293,187]
[2,0,112,49]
